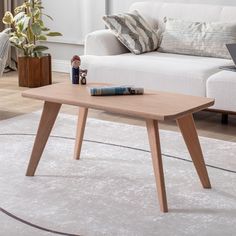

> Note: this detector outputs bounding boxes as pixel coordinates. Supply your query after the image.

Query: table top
[22,82,214,121]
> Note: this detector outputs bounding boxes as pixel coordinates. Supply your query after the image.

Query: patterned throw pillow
[102,11,159,55]
[159,17,236,59]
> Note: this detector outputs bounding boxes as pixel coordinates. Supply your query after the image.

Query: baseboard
[52,59,70,73]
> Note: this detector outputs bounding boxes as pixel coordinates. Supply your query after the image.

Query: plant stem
[32,0,36,45]
[25,0,29,45]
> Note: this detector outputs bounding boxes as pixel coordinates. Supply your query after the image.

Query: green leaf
[41,27,50,31]
[14,12,25,23]
[10,37,20,45]
[37,35,47,40]
[37,19,44,27]
[25,43,35,49]
[14,6,25,14]
[22,16,30,32]
[41,13,53,21]
[31,22,42,35]
[33,51,44,57]
[34,10,41,20]
[46,32,62,37]
[2,11,14,24]
[33,45,49,52]
[26,28,34,43]
[32,8,39,15]
[16,21,24,32]
[35,0,43,5]
[10,41,23,50]
[18,36,25,45]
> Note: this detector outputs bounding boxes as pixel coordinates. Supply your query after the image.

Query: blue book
[89,86,144,96]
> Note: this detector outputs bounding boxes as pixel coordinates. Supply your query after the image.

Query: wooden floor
[1,71,236,142]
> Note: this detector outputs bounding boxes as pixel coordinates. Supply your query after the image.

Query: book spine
[90,87,132,96]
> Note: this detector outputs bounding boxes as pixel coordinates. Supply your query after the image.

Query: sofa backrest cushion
[129,2,236,29]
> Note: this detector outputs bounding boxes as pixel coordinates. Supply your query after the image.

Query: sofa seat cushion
[82,52,231,97]
[207,71,236,111]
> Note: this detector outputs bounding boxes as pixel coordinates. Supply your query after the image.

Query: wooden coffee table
[22,82,214,212]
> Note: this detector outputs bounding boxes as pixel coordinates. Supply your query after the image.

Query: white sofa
[0,32,9,77]
[82,2,236,116]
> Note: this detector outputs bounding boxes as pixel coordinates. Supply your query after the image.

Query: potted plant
[2,0,62,87]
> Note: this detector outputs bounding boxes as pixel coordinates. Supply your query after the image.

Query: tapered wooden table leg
[74,107,88,160]
[146,119,168,213]
[177,114,211,188]
[26,101,61,176]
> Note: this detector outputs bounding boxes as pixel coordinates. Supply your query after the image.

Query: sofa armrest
[0,59,4,77]
[84,30,129,56]
[0,32,10,77]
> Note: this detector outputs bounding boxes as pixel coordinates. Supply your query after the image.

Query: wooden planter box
[18,54,52,88]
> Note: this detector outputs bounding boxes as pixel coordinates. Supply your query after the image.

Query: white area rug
[0,112,236,236]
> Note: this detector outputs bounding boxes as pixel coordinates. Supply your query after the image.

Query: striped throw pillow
[159,17,236,59]
[103,11,159,55]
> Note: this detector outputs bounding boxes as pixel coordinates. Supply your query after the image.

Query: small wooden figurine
[80,69,87,85]
[71,55,81,84]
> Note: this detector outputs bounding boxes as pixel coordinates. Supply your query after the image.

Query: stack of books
[89,85,144,96]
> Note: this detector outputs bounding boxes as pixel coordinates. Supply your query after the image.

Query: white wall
[41,0,105,72]
[110,0,236,13]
